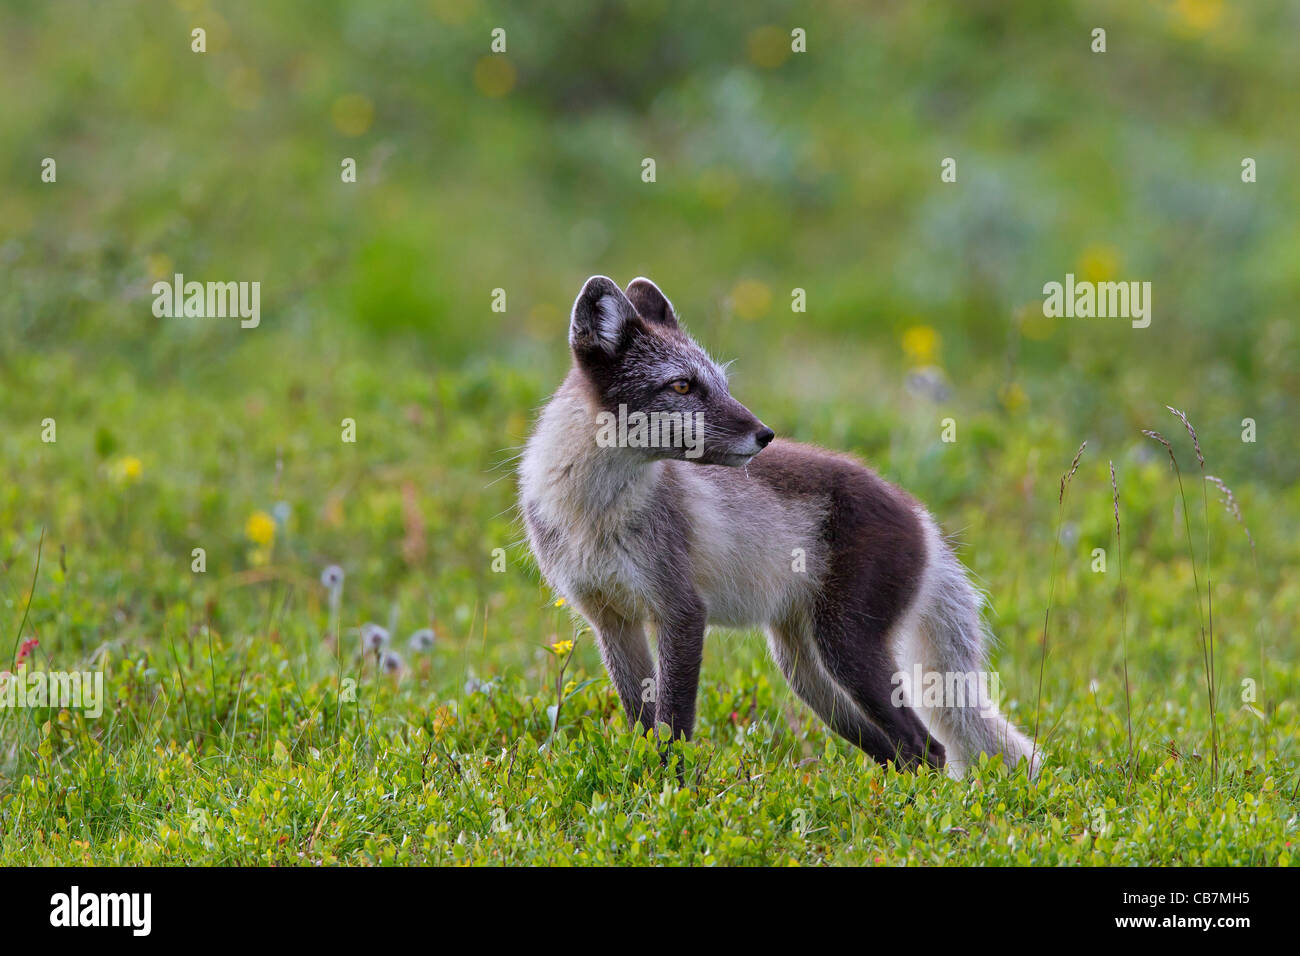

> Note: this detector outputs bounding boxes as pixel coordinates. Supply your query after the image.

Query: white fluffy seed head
[408,628,436,652]
[361,623,390,652]
[320,564,344,590]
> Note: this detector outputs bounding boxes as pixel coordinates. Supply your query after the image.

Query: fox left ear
[625,277,678,329]
[569,275,639,355]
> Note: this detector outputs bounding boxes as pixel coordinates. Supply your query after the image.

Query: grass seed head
[1059,440,1087,504]
[1109,460,1121,537]
[1142,429,1178,469]
[1205,474,1254,549]
[1166,406,1204,468]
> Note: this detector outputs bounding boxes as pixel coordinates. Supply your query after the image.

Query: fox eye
[669,380,691,394]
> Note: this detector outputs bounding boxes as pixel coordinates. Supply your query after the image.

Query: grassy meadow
[0,1,1297,865]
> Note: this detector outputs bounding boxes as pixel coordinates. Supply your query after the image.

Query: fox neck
[522,371,664,528]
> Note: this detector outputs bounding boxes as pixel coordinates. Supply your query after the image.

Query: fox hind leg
[767,618,937,769]
[812,620,945,770]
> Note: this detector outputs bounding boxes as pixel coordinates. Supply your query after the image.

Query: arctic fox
[519,275,1037,776]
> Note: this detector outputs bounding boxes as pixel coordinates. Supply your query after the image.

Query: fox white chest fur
[520,275,1037,778]
[520,377,823,629]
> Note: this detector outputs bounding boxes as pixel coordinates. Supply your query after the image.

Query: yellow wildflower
[1076,244,1120,284]
[245,510,276,546]
[330,93,373,136]
[901,325,940,365]
[731,279,772,320]
[1172,0,1223,33]
[746,26,790,69]
[999,382,1028,414]
[473,57,516,98]
[109,456,143,485]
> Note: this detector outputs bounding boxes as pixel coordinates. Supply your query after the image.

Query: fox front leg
[651,596,708,742]
[582,603,656,734]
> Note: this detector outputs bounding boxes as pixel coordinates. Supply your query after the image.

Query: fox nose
[755,426,775,449]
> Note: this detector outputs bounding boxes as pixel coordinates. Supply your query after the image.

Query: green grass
[1,0,1298,865]
[1,330,1296,865]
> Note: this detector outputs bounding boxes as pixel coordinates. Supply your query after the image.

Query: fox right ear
[569,276,638,354]
[624,277,678,329]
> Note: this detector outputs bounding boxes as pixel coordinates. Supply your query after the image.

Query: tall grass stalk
[1110,462,1134,781]
[1205,474,1263,708]
[1144,421,1217,786]
[1167,407,1218,785]
[1032,441,1086,773]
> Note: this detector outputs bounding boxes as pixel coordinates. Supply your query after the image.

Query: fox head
[567,275,774,466]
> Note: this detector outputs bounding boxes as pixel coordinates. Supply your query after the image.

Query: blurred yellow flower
[245,510,276,546]
[999,382,1028,414]
[430,0,477,25]
[1017,301,1054,342]
[331,94,374,136]
[110,456,143,485]
[1076,244,1120,284]
[747,26,790,69]
[550,639,574,656]
[146,254,173,281]
[227,66,262,111]
[901,325,940,364]
[552,597,566,608]
[473,56,516,98]
[731,279,772,320]
[1173,0,1223,33]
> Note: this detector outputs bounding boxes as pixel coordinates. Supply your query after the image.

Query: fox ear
[625,277,678,329]
[569,276,638,354]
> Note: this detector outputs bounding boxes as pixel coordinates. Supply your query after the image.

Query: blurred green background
[3,0,1298,648]
[3,0,1297,435]
[1,0,1298,865]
